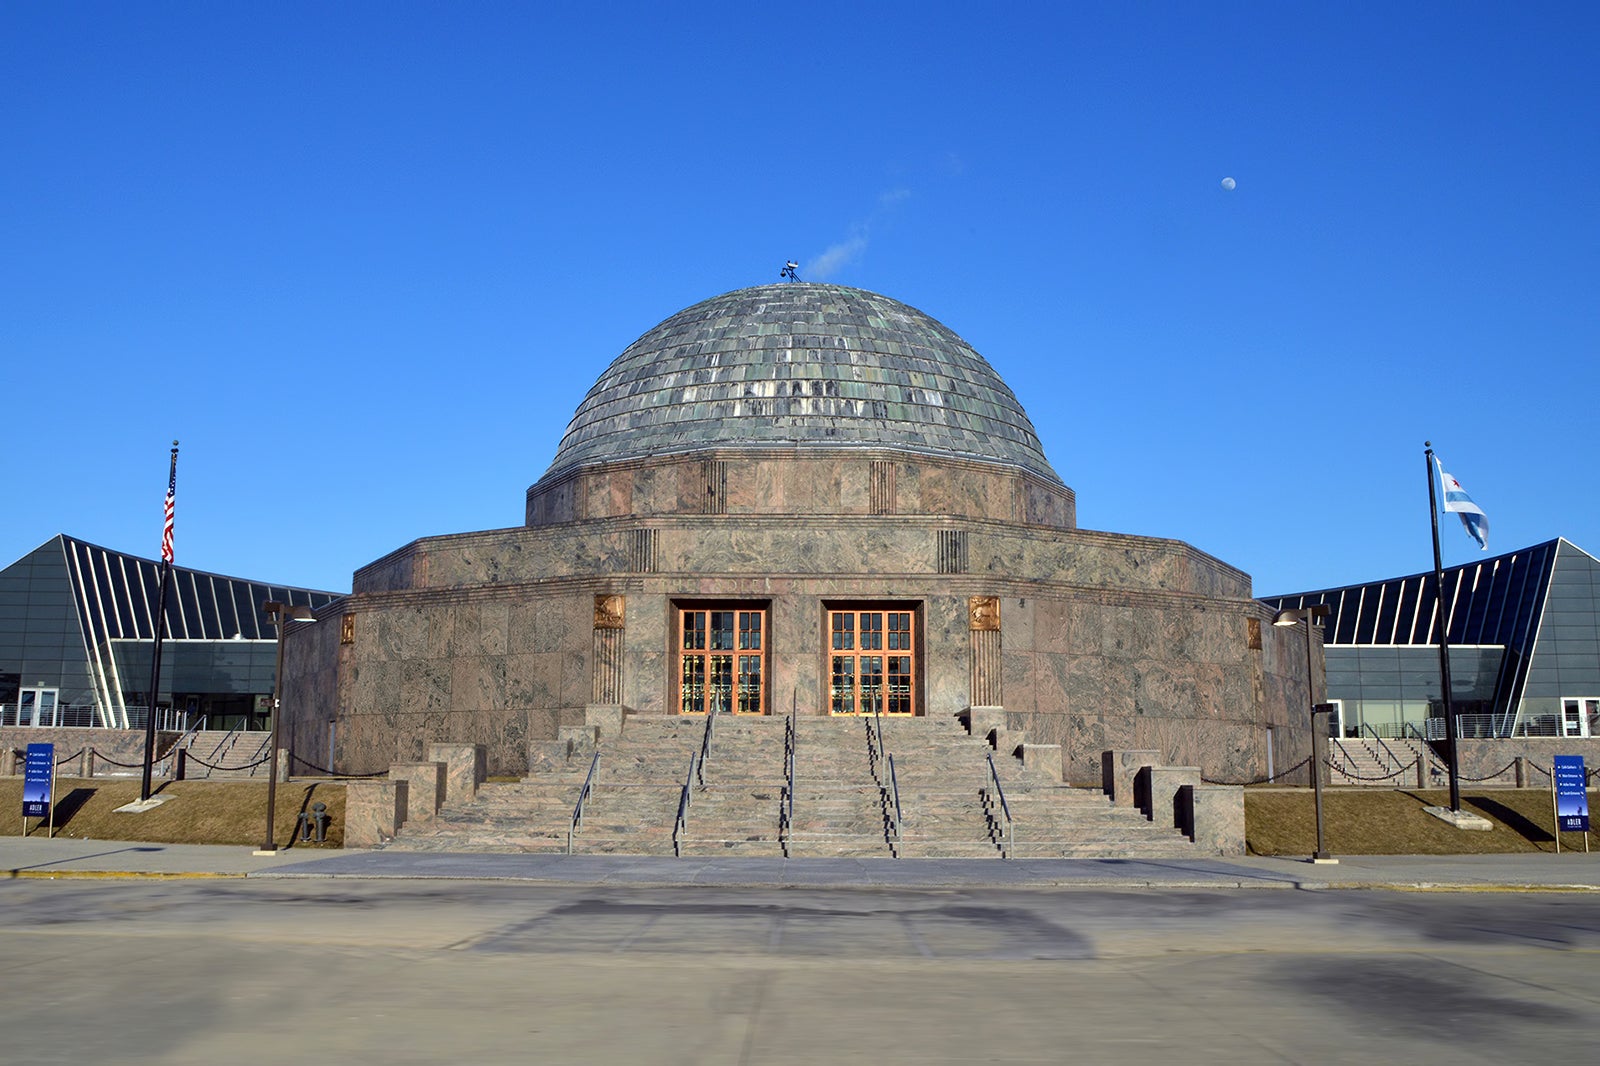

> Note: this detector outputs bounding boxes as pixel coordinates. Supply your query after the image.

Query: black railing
[673,752,699,857]
[779,705,797,857]
[567,750,600,855]
[983,752,1014,858]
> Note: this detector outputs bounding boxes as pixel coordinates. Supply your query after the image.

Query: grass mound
[1246,787,1596,856]
[0,778,346,848]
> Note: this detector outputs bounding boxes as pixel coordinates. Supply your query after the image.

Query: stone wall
[0,728,180,774]
[310,462,1309,779]
[1455,738,1600,787]
[525,450,1076,530]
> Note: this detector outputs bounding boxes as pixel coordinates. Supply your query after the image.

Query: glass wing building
[1264,538,1600,740]
[0,534,341,731]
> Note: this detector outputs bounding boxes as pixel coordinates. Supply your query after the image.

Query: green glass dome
[543,283,1061,484]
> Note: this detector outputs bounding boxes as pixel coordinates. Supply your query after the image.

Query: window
[677,606,765,715]
[827,607,916,715]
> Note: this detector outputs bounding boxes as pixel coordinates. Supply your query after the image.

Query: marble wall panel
[283,610,342,769]
[1064,655,1136,720]
[525,707,561,746]
[1034,599,1072,654]
[477,602,510,657]
[422,605,454,656]
[1030,654,1072,716]
[336,715,386,774]
[450,656,508,712]
[559,648,589,709]
[839,462,870,512]
[398,660,451,738]
[1133,659,1224,721]
[348,660,396,724]
[895,461,922,513]
[1006,596,1036,652]
[443,605,480,658]
[748,460,787,513]
[478,710,530,770]
[377,611,428,661]
[505,653,562,708]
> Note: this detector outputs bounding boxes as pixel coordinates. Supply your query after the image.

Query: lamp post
[257,600,317,855]
[1274,604,1337,864]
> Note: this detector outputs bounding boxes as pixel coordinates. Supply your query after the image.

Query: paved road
[3,875,1597,1064]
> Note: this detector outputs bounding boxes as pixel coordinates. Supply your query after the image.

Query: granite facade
[291,450,1311,781]
[287,287,1308,783]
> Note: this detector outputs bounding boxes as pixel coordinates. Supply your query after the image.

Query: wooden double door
[675,606,917,717]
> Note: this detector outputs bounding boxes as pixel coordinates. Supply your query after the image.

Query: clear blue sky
[4,3,1596,596]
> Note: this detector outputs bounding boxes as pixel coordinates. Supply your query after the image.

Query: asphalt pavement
[4,836,1600,890]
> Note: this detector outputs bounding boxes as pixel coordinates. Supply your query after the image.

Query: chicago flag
[1436,459,1489,551]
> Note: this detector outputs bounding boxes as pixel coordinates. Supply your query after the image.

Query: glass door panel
[827,609,916,715]
[679,608,767,715]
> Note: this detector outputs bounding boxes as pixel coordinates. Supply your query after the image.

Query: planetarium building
[288,283,1313,784]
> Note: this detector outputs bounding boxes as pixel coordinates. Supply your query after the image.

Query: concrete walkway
[4,837,1600,890]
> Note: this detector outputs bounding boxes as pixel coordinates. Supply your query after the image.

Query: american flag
[161,484,175,563]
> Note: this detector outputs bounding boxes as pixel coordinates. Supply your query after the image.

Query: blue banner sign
[22,743,54,819]
[1553,755,1589,833]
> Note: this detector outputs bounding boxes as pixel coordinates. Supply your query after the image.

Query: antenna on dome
[780,261,799,282]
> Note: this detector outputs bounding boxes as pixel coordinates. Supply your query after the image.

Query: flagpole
[140,441,179,802]
[1424,441,1462,813]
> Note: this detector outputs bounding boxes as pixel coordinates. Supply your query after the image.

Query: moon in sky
[1221,177,1236,191]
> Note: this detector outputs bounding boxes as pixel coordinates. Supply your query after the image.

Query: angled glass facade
[1265,538,1600,738]
[0,535,340,730]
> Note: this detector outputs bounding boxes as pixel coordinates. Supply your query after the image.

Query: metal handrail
[566,749,600,855]
[207,725,242,764]
[863,714,882,781]
[697,706,717,787]
[172,715,210,755]
[884,752,903,843]
[673,751,699,857]
[1356,723,1407,775]
[983,752,1014,858]
[779,705,797,856]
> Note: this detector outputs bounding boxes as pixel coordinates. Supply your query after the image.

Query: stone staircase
[177,730,272,779]
[1330,736,1441,787]
[384,712,1206,858]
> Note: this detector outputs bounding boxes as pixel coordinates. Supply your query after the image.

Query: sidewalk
[4,837,1599,891]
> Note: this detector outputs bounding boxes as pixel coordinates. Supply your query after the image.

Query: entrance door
[678,608,766,715]
[1562,698,1598,738]
[18,688,59,727]
[828,608,915,715]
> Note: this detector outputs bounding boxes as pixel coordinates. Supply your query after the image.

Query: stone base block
[967,707,1006,749]
[559,725,599,758]
[345,780,409,848]
[389,761,447,822]
[427,743,486,805]
[1021,744,1062,783]
[1180,784,1245,855]
[1103,749,1160,807]
[585,704,627,740]
[1423,806,1494,830]
[1140,766,1200,828]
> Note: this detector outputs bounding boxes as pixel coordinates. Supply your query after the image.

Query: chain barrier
[1530,762,1600,785]
[185,751,271,772]
[89,750,148,768]
[53,747,86,766]
[290,752,387,778]
[1456,759,1520,783]
[1325,757,1419,783]
[1201,754,1311,787]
